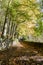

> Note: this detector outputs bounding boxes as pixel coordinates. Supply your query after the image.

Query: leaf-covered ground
[0,41,43,65]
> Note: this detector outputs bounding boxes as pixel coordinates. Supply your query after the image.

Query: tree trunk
[1,0,10,38]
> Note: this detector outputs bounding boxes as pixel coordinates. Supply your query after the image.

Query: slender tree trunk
[1,0,10,38]
[2,18,7,38]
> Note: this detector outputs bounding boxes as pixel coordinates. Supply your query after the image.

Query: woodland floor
[0,41,43,65]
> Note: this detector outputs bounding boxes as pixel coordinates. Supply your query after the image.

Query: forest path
[12,40,24,48]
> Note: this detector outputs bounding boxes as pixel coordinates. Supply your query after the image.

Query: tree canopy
[0,0,43,42]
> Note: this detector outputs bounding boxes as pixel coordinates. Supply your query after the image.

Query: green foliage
[0,0,42,41]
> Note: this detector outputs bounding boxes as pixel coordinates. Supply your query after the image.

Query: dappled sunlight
[12,39,24,47]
